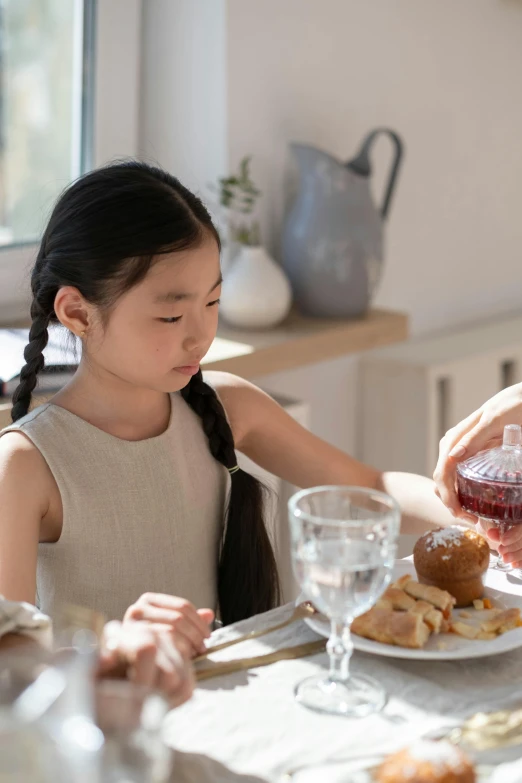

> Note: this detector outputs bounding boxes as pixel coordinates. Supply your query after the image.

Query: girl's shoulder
[0,404,57,499]
[0,428,52,485]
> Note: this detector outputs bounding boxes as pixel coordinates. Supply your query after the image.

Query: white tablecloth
[164,566,522,783]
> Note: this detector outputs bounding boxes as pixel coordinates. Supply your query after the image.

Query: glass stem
[496,522,513,571]
[327,619,353,683]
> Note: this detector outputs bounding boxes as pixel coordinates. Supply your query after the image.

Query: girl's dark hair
[11,160,280,625]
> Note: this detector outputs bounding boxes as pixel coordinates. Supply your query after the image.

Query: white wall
[139,0,522,456]
[226,0,522,337]
[139,0,228,199]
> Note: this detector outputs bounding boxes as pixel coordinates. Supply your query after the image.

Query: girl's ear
[54,286,92,337]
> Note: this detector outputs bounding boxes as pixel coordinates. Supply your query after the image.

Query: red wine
[457,473,522,528]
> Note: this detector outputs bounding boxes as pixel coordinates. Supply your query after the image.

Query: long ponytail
[181,371,280,625]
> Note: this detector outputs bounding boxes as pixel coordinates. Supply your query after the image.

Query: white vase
[220,245,292,329]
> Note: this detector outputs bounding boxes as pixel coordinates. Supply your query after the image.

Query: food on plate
[476,631,496,641]
[351,573,521,649]
[449,606,522,640]
[480,607,522,634]
[376,585,416,612]
[375,739,476,783]
[413,526,490,607]
[352,576,453,649]
[449,621,480,640]
[423,608,445,634]
[351,607,431,649]
[396,574,456,616]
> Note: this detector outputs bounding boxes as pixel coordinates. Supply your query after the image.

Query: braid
[181,372,237,467]
[11,303,51,422]
[181,370,281,625]
[11,244,54,423]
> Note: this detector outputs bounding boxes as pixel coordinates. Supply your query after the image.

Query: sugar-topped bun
[413,526,489,607]
[376,739,476,783]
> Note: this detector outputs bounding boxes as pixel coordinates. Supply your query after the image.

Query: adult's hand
[433,383,522,519]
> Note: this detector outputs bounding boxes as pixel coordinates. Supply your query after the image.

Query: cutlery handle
[196,639,325,681]
[194,612,299,661]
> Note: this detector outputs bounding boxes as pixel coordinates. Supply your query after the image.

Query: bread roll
[414,526,489,607]
[375,740,476,783]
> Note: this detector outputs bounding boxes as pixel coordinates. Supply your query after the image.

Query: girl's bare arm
[207,371,455,534]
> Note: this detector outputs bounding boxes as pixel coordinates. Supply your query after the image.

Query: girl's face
[87,237,222,393]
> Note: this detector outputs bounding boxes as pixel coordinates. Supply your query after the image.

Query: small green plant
[215,156,261,246]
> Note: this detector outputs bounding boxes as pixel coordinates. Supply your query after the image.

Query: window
[0,0,141,322]
[0,0,95,248]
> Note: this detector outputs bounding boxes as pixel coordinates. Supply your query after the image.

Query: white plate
[304,559,522,660]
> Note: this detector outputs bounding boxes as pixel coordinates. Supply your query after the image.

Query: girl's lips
[174,365,200,376]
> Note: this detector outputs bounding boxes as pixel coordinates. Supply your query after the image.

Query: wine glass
[95,680,172,783]
[0,645,103,783]
[288,485,400,717]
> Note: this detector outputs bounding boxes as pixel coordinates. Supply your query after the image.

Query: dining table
[164,550,522,783]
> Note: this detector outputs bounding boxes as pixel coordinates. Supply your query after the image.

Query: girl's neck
[51,360,172,441]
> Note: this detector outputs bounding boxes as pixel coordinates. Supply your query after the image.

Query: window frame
[0,0,142,323]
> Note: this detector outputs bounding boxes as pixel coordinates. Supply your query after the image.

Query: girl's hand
[98,619,194,707]
[123,592,214,658]
[433,384,522,520]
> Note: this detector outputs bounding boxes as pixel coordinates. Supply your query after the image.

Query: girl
[0,161,454,657]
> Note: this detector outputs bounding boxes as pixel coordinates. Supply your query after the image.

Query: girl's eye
[159,299,219,323]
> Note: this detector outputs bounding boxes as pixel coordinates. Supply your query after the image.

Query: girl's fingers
[99,621,157,685]
[161,667,194,707]
[197,608,215,624]
[154,631,194,705]
[171,619,207,655]
[126,603,211,646]
[127,640,157,688]
[134,594,213,638]
[98,619,194,705]
[97,620,127,677]
[170,633,193,661]
[128,606,204,653]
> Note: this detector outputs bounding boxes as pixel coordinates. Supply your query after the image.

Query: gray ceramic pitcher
[281,129,403,318]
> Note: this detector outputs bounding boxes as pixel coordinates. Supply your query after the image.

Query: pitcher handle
[346,129,404,220]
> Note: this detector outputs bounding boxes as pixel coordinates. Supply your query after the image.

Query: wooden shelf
[0,308,408,428]
[203,308,409,378]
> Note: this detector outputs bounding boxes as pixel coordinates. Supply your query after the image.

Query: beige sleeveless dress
[0,394,228,620]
